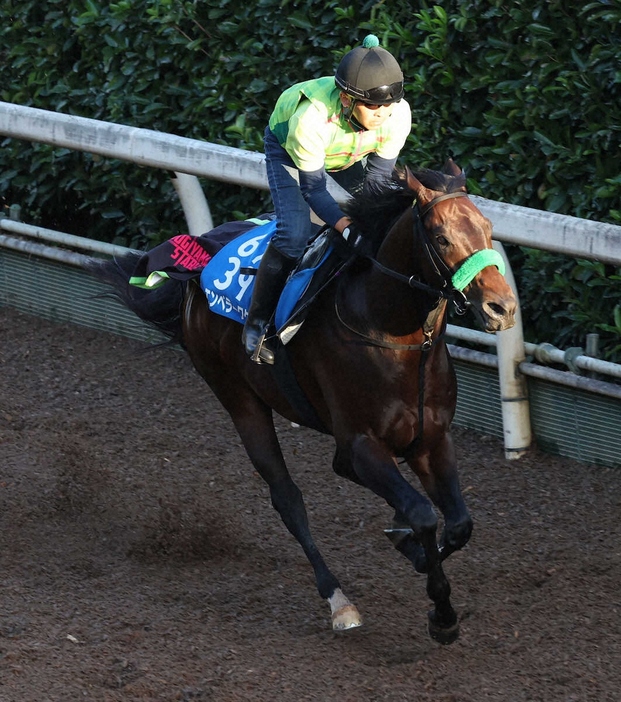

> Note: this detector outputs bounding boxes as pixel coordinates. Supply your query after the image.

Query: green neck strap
[451,248,506,291]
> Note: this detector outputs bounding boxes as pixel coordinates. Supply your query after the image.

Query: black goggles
[347,81,404,105]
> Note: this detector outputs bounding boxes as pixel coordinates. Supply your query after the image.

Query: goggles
[343,81,404,105]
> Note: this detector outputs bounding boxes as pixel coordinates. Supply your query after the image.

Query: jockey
[242,34,412,363]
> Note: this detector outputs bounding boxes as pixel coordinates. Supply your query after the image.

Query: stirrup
[250,332,275,365]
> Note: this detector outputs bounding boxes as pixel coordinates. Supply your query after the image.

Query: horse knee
[406,503,438,538]
[443,515,473,550]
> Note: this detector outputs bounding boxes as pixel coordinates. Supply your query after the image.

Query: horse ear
[443,158,462,177]
[404,166,436,204]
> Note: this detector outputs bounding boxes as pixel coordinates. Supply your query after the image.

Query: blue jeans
[264,127,365,258]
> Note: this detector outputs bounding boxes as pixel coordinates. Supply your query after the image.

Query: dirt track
[1,306,620,701]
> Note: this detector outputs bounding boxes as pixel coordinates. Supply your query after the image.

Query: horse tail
[85,252,186,346]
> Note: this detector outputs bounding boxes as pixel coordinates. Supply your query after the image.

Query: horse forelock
[410,166,467,194]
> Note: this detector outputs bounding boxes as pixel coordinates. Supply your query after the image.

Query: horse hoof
[427,611,460,645]
[332,604,363,631]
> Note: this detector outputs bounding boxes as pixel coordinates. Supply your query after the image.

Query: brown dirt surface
[1,305,620,702]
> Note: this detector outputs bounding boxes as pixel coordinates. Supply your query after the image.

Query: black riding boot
[242,241,296,364]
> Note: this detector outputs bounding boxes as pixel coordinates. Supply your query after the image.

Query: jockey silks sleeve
[299,154,398,228]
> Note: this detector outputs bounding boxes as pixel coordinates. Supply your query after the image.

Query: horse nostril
[487,302,510,318]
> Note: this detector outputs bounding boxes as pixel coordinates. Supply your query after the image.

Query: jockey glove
[341,224,373,257]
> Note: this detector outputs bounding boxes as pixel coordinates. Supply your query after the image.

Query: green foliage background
[1,0,620,359]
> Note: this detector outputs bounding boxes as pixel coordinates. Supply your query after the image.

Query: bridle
[368,191,505,316]
[335,190,506,350]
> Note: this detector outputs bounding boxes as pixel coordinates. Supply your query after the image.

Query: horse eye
[436,235,449,248]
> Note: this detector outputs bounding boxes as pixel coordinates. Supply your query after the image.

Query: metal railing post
[493,241,532,459]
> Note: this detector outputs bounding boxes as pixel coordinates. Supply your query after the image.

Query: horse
[87,159,517,644]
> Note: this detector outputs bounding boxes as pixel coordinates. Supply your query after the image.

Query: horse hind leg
[264,470,362,631]
[229,399,362,631]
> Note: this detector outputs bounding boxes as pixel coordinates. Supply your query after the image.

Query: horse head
[403,160,517,333]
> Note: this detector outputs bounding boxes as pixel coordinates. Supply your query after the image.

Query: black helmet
[335,34,404,105]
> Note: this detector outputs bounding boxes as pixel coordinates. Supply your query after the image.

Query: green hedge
[1,0,620,360]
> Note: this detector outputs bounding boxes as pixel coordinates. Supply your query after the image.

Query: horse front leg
[349,434,459,644]
[409,432,473,644]
[412,432,473,566]
[389,432,473,575]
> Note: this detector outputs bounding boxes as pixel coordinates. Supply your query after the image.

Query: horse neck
[358,209,447,338]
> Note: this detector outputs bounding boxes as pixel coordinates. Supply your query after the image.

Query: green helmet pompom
[362,34,380,49]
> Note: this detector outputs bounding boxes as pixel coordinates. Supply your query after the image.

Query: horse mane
[342,164,467,244]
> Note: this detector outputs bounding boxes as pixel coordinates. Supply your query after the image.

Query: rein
[334,288,446,351]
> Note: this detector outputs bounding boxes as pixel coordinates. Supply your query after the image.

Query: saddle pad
[128,218,272,289]
[200,220,276,324]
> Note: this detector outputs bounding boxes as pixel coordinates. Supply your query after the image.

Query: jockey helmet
[335,34,404,105]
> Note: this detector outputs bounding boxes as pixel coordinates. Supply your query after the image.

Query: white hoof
[332,604,363,631]
[328,589,362,631]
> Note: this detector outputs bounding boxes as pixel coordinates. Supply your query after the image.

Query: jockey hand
[341,224,373,257]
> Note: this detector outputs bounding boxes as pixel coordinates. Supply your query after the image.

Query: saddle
[274,229,350,344]
[127,215,349,341]
[198,219,350,344]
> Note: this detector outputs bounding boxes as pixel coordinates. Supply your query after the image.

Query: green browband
[451,248,506,291]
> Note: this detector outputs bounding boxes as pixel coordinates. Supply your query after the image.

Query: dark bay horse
[88,160,516,644]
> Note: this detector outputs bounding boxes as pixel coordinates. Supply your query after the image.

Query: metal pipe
[0,233,92,267]
[0,103,349,208]
[449,344,621,400]
[446,324,497,348]
[447,325,621,380]
[492,241,532,459]
[519,361,621,400]
[0,101,270,190]
[524,341,621,379]
[0,218,134,257]
[171,172,213,235]
[471,194,621,265]
[447,344,498,368]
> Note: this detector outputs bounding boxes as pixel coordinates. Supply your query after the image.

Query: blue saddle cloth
[200,220,335,334]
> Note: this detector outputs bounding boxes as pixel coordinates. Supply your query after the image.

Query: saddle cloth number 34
[200,220,276,324]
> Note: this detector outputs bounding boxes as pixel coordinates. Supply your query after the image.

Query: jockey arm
[299,153,397,234]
